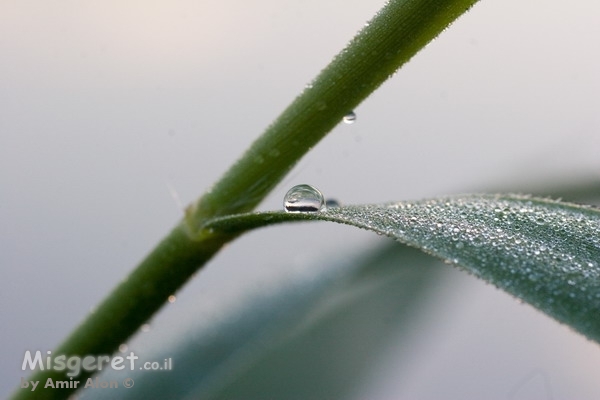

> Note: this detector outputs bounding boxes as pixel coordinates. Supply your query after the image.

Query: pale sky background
[1,0,600,398]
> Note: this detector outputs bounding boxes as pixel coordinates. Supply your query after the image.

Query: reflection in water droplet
[141,324,151,333]
[168,295,177,303]
[284,184,325,213]
[119,344,128,353]
[343,111,356,124]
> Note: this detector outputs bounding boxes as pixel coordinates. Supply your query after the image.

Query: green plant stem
[14,225,237,400]
[12,0,479,398]
[187,0,480,225]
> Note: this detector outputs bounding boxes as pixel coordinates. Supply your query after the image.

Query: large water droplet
[284,184,325,213]
[343,111,356,124]
[168,295,177,303]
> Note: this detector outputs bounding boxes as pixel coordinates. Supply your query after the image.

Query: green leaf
[204,193,600,343]
[79,244,447,399]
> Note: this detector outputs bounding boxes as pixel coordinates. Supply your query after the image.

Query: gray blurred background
[1,0,599,398]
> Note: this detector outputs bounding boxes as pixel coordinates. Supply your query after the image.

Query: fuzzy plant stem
[12,0,479,398]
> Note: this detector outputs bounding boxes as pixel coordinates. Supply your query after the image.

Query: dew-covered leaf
[205,193,600,343]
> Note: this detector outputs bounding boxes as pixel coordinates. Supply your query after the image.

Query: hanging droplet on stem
[343,111,356,124]
[284,184,325,213]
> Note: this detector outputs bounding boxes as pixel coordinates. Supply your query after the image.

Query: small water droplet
[284,184,325,213]
[343,111,356,124]
[141,324,151,333]
[325,199,341,208]
[118,344,128,353]
[471,237,483,247]
[168,295,177,303]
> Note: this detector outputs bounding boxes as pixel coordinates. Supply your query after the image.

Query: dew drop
[168,295,177,303]
[471,236,483,247]
[343,111,356,124]
[325,198,341,208]
[118,344,128,353]
[284,184,325,213]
